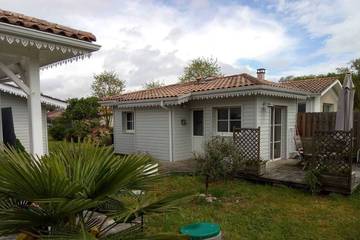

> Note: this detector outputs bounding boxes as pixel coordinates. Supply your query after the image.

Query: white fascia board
[0,22,101,52]
[320,80,342,96]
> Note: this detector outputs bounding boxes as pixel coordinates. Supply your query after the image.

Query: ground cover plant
[0,141,188,239]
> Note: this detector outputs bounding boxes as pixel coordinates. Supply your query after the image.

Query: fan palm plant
[0,141,188,239]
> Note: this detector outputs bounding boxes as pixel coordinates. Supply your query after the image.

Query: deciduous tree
[143,80,165,89]
[92,71,125,127]
[179,57,223,83]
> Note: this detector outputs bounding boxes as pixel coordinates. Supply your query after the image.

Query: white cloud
[0,0,299,98]
[277,0,360,57]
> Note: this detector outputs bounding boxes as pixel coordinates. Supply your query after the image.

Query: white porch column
[24,56,44,156]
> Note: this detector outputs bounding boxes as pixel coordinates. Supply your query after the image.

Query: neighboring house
[0,83,66,153]
[102,69,316,162]
[280,77,342,113]
[0,9,100,155]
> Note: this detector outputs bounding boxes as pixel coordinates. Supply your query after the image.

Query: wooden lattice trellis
[233,127,260,162]
[312,130,353,176]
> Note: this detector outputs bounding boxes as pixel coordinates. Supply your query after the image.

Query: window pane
[298,103,306,112]
[217,108,228,120]
[323,103,334,112]
[230,108,241,120]
[217,121,228,132]
[127,121,133,130]
[230,121,241,131]
[126,112,133,121]
[274,142,281,158]
[275,108,281,124]
[193,110,203,136]
[274,126,281,141]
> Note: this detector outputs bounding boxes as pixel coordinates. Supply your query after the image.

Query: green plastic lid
[179,222,220,239]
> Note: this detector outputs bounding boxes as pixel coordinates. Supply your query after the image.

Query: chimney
[257,68,266,80]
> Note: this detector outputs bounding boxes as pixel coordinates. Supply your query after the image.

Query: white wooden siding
[256,96,297,160]
[112,95,298,162]
[190,96,257,139]
[320,88,339,111]
[134,108,169,161]
[113,108,135,154]
[172,107,192,161]
[0,92,48,153]
[113,108,170,161]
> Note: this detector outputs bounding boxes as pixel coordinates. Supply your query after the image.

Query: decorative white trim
[0,83,67,108]
[0,32,93,70]
[0,32,88,55]
[102,86,309,109]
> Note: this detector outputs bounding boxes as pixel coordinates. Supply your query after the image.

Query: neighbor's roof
[104,73,305,102]
[279,77,339,94]
[0,83,67,109]
[0,9,96,42]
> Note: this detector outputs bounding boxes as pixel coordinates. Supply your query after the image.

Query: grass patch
[143,175,360,240]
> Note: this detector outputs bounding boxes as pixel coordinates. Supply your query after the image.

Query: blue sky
[0,0,359,98]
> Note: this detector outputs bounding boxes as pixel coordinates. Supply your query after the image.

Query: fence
[297,112,360,149]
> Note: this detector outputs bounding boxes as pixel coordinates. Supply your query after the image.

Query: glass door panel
[270,107,282,160]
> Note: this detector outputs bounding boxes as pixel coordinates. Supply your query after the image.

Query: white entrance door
[192,110,204,153]
[270,106,282,160]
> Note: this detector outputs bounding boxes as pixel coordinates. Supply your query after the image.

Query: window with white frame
[124,112,134,132]
[217,107,241,133]
[323,103,334,112]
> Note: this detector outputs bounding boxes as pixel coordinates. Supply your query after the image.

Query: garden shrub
[195,136,243,194]
[89,126,113,146]
[49,118,68,140]
[305,168,322,194]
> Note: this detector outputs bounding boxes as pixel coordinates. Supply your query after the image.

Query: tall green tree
[92,71,125,127]
[49,97,100,141]
[64,97,100,120]
[92,71,125,98]
[143,80,165,89]
[179,57,223,83]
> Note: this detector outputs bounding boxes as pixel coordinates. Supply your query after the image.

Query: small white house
[280,77,342,113]
[0,83,66,153]
[103,69,329,162]
[0,9,100,155]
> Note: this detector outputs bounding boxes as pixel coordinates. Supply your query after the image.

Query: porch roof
[0,9,96,42]
[0,83,67,108]
[0,9,100,73]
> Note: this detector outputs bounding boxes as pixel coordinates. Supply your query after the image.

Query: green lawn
[144,175,360,240]
[47,142,360,239]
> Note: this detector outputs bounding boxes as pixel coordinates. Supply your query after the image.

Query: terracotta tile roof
[279,77,338,94]
[0,9,96,42]
[104,73,304,102]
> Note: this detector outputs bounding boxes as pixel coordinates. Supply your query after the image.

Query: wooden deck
[238,159,360,194]
[237,159,309,189]
[159,158,360,194]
